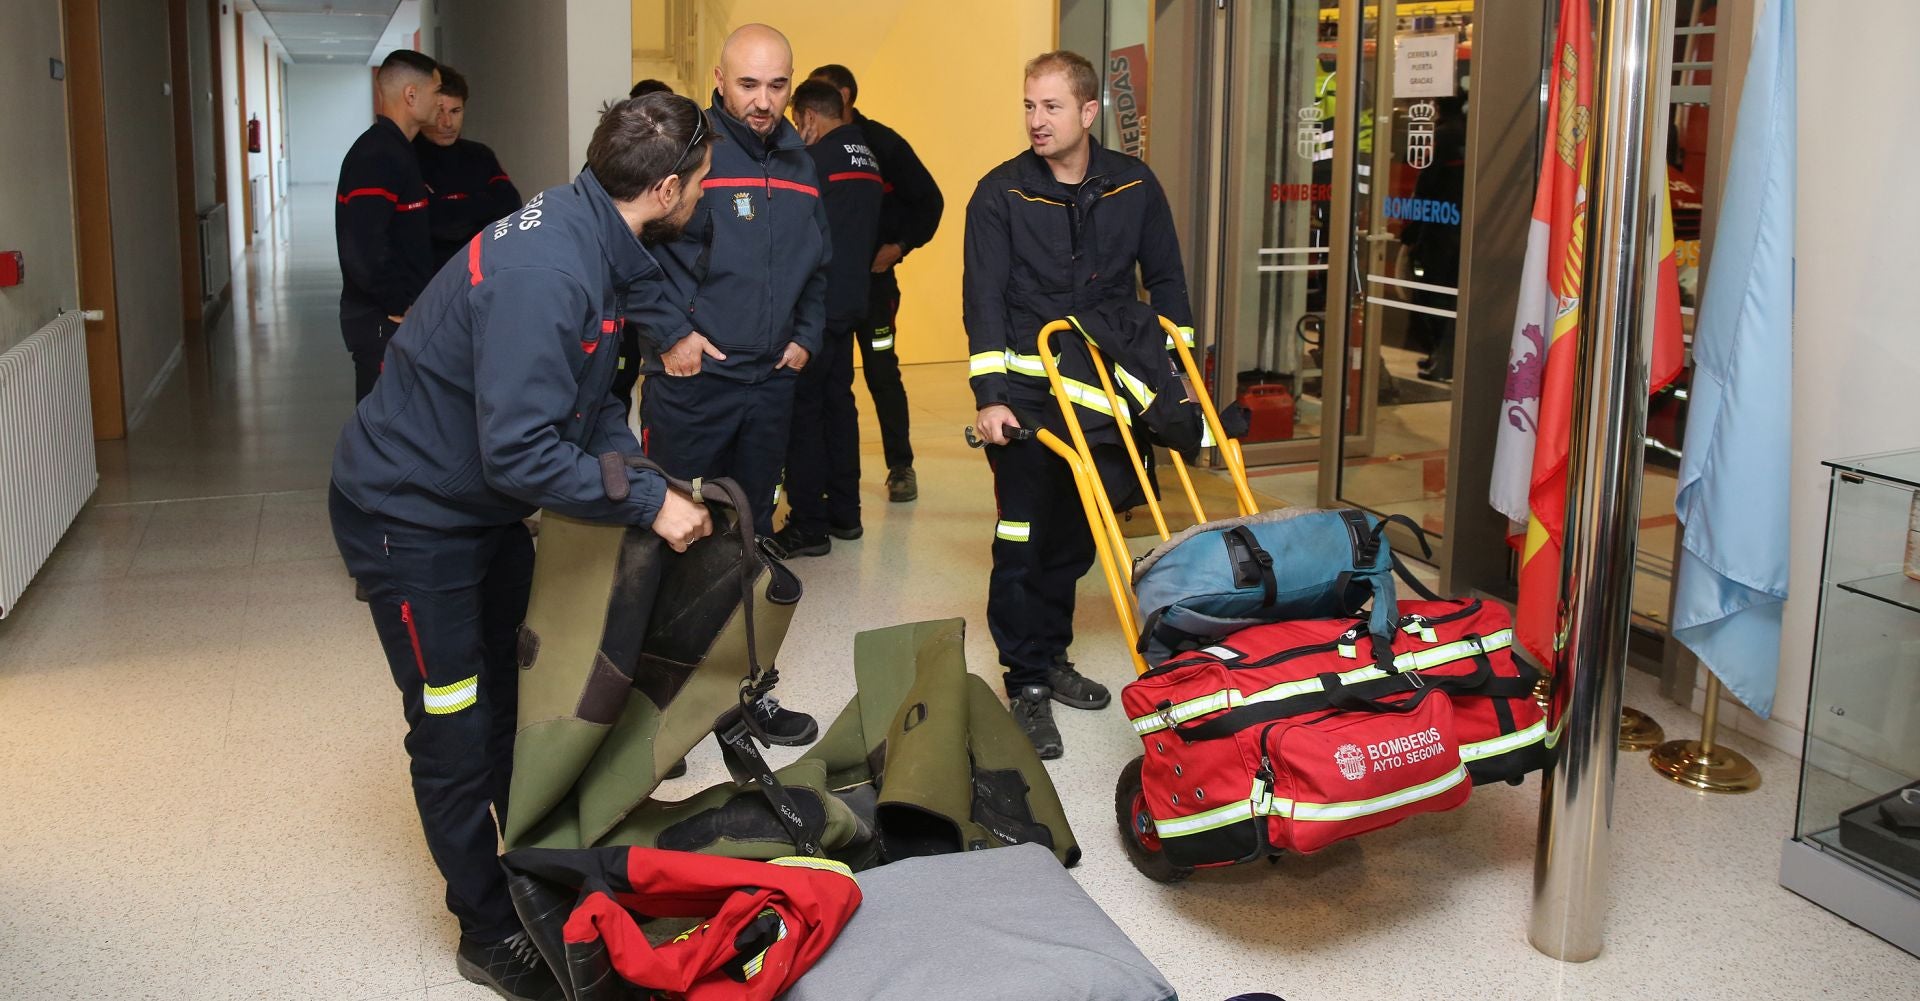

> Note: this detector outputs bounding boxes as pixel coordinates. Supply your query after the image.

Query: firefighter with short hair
[335,49,440,401]
[330,93,716,1001]
[414,65,522,268]
[964,50,1193,759]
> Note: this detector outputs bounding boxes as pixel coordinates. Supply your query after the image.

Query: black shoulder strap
[716,712,824,857]
[1223,525,1278,607]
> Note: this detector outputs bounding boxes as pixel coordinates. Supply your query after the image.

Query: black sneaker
[1011,685,1064,759]
[887,467,918,503]
[456,930,565,1001]
[771,524,830,558]
[828,522,863,541]
[1047,659,1110,710]
[750,670,819,746]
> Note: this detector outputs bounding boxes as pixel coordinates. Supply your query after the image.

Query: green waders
[505,497,1074,868]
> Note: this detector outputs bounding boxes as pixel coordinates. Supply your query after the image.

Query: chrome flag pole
[1529,0,1676,962]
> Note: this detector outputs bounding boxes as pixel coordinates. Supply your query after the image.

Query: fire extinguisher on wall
[247,114,262,154]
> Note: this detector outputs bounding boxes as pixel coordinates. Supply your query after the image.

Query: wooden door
[62,0,126,439]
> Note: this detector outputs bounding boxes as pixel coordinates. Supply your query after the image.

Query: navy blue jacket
[332,169,667,530]
[807,122,885,326]
[415,135,523,267]
[629,92,830,381]
[855,111,943,261]
[336,116,434,320]
[963,140,1192,409]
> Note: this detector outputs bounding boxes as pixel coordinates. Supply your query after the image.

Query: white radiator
[0,311,98,618]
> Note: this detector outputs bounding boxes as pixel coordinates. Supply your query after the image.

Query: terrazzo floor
[0,187,1912,1000]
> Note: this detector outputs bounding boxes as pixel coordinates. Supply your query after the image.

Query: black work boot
[1011,685,1064,760]
[1047,657,1111,710]
[750,668,819,746]
[457,930,565,1001]
[771,524,830,559]
[887,466,918,503]
[827,521,863,541]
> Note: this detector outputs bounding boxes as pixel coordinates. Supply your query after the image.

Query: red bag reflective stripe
[1392,599,1550,785]
[1120,599,1547,868]
[1258,691,1469,855]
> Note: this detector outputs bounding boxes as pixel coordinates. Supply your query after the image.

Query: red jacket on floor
[506,845,861,1001]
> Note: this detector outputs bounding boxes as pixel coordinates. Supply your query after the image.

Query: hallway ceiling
[253,1,401,64]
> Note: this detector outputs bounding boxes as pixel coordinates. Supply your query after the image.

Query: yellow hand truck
[967,315,1262,881]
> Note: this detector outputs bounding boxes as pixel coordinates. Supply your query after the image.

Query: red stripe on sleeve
[394,199,429,212]
[467,236,483,286]
[337,187,399,204]
[488,174,512,185]
[828,171,885,185]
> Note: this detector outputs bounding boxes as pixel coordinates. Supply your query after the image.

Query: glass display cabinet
[1780,449,1920,957]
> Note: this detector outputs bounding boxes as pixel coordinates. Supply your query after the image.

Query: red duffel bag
[1391,598,1550,785]
[1120,599,1545,867]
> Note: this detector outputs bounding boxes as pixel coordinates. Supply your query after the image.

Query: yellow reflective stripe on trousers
[1165,325,1197,349]
[424,675,479,715]
[996,520,1031,542]
[870,332,895,351]
[1129,630,1515,735]
[1459,718,1549,761]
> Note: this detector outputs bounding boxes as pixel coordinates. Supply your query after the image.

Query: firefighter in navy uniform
[336,49,440,401]
[774,80,886,558]
[628,23,827,746]
[964,51,1194,759]
[808,63,944,503]
[329,94,717,1001]
[414,65,523,268]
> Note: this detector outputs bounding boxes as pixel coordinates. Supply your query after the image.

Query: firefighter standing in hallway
[774,80,886,558]
[808,63,944,504]
[414,65,522,268]
[628,22,827,746]
[329,94,716,1001]
[964,51,1193,759]
[335,49,440,401]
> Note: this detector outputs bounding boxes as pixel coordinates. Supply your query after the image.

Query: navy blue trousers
[329,485,532,942]
[785,327,861,535]
[639,369,797,538]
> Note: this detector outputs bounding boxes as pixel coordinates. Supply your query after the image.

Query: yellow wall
[634,0,1058,364]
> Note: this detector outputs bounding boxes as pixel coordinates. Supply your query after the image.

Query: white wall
[218,8,288,253]
[566,0,634,172]
[287,65,374,185]
[441,0,572,193]
[100,0,185,426]
[1767,1,1920,745]
[0,0,78,355]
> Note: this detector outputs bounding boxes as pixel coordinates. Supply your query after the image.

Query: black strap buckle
[716,713,823,857]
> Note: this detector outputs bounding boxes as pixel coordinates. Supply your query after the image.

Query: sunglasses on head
[667,112,708,178]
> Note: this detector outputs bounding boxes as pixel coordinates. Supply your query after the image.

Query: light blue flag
[1672,0,1796,717]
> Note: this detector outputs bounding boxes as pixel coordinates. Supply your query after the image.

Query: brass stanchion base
[1618,706,1664,751]
[1649,739,1761,793]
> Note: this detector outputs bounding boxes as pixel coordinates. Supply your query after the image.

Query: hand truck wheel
[1115,754,1194,884]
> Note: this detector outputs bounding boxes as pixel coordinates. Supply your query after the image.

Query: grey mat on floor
[785,843,1176,1001]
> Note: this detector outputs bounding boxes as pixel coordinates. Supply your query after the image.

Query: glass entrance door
[1215,0,1475,540]
[1325,1,1474,543]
